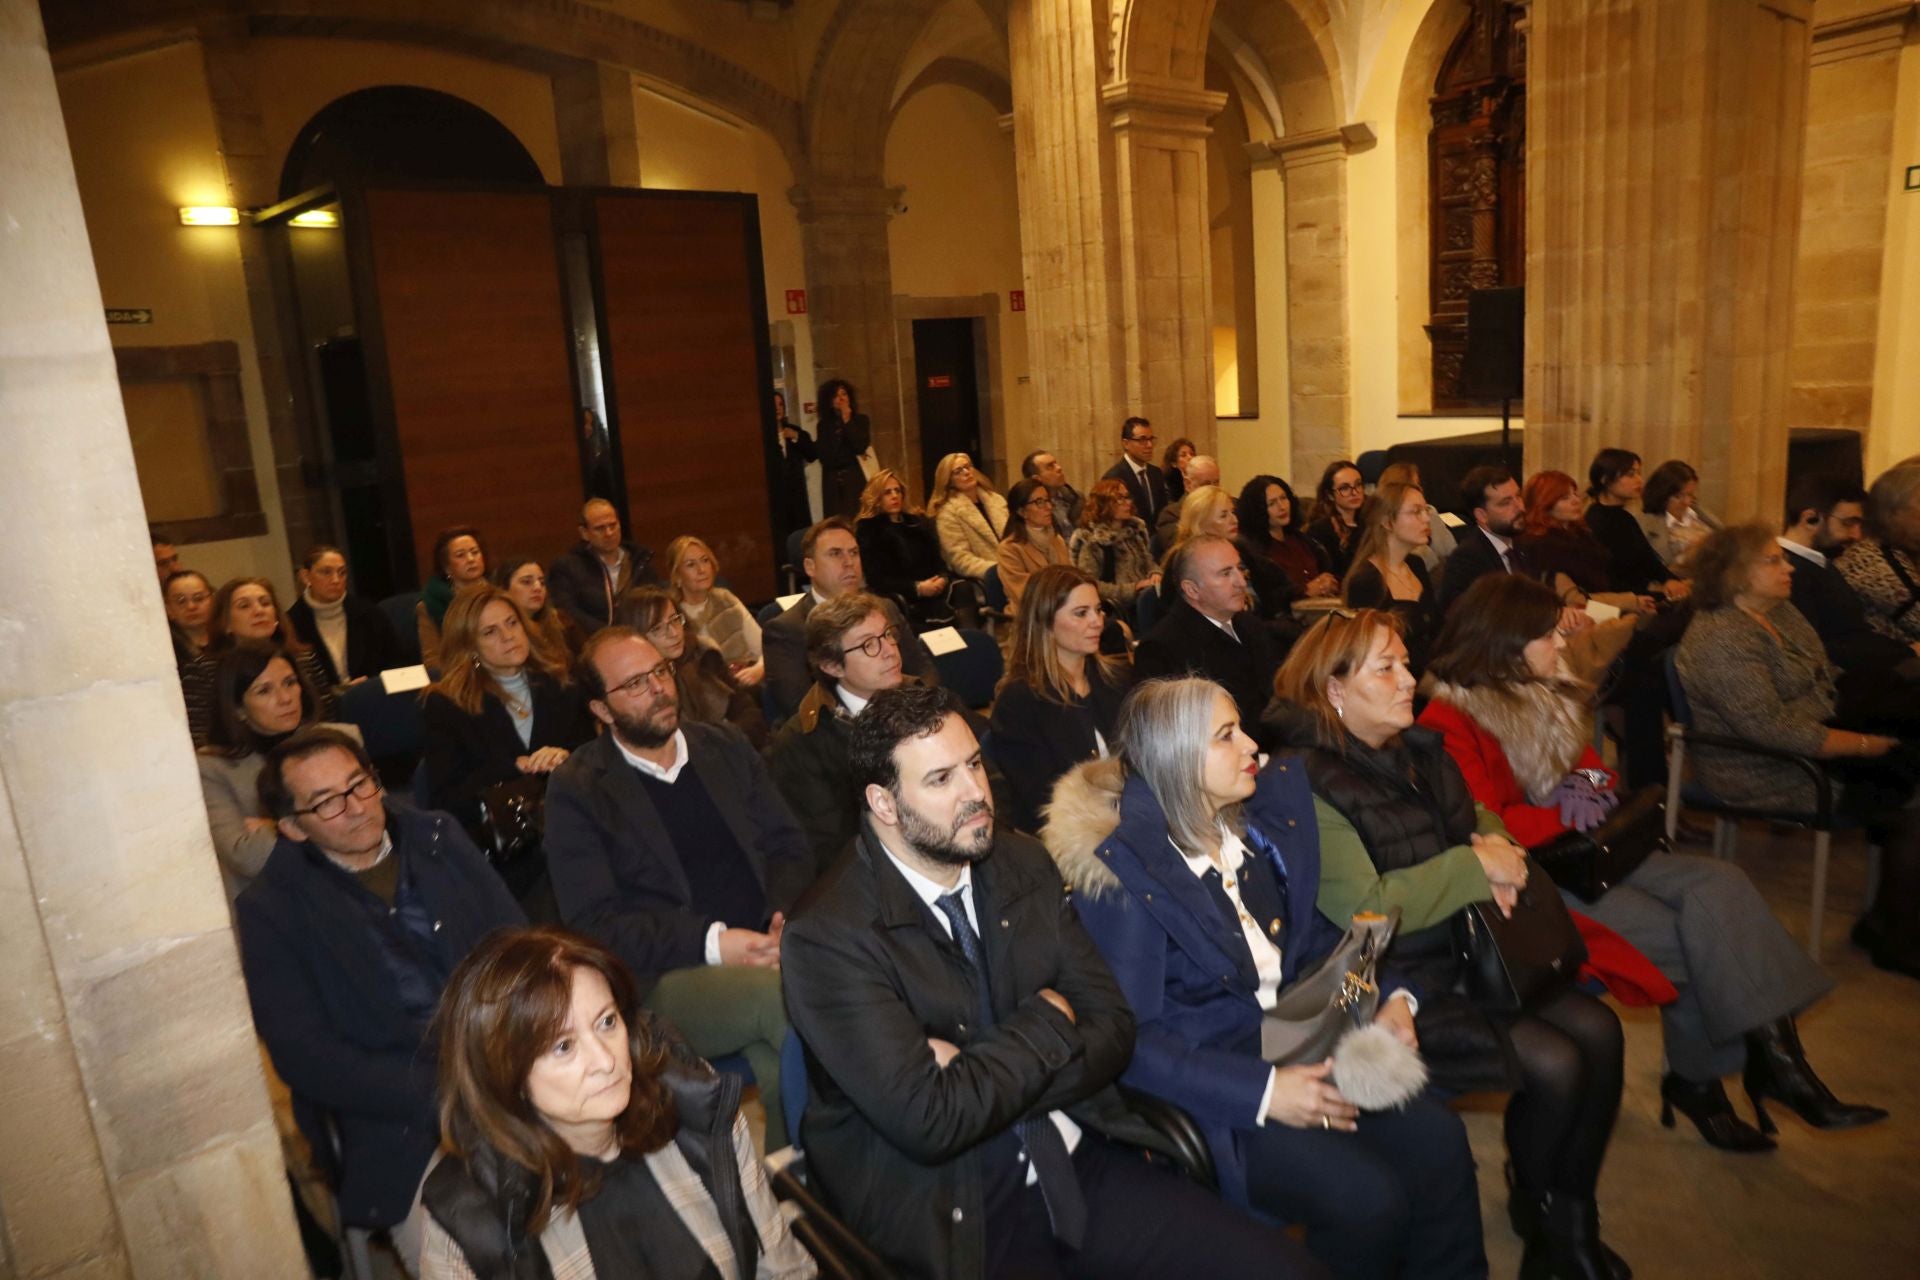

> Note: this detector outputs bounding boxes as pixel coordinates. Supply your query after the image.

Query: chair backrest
[786,529,807,579]
[334,676,427,762]
[757,598,788,626]
[931,627,1004,708]
[1663,649,1694,728]
[1135,582,1162,636]
[981,565,1008,611]
[378,592,423,666]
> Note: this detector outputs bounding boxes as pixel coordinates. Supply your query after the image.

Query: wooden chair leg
[1808,829,1830,961]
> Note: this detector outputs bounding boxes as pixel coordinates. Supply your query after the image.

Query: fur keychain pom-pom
[1331,1023,1428,1111]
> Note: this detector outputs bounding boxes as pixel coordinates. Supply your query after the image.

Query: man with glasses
[238,727,524,1269]
[1101,416,1168,526]
[544,627,813,1147]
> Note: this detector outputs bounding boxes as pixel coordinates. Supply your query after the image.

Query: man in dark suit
[286,545,401,684]
[782,684,1324,1280]
[238,728,524,1265]
[544,626,813,1145]
[1132,535,1287,751]
[1440,466,1596,642]
[1101,417,1169,528]
[763,516,940,718]
[547,498,657,636]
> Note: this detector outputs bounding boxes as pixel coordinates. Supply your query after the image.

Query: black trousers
[985,1136,1329,1280]
[1242,1091,1487,1280]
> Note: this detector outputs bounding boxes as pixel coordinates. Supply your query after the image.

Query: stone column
[1524,0,1815,520]
[791,181,907,485]
[1269,130,1361,483]
[0,4,306,1275]
[554,60,644,188]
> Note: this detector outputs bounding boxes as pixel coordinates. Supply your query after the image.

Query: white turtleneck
[303,587,349,679]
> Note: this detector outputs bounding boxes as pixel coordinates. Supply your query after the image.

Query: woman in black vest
[419,926,815,1279]
[1270,610,1627,1280]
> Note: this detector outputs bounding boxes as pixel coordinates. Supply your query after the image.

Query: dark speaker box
[1462,287,1524,401]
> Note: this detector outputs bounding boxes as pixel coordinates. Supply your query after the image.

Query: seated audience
[1343,479,1442,675]
[421,587,592,903]
[545,628,811,1145]
[1236,474,1338,600]
[1171,481,1238,545]
[1584,449,1689,601]
[1303,459,1366,579]
[815,378,872,519]
[1175,480,1299,624]
[1517,471,1653,613]
[287,544,400,685]
[418,525,491,667]
[997,477,1074,616]
[163,568,214,666]
[1133,534,1286,751]
[1103,417,1171,533]
[1155,453,1220,548]
[1833,460,1920,648]
[494,553,585,662]
[1068,477,1158,616]
[1043,677,1481,1278]
[183,576,334,745]
[1639,460,1718,568]
[1441,466,1549,618]
[549,499,655,637]
[617,586,768,750]
[1270,613,1627,1280]
[1023,448,1085,534]
[930,452,1010,582]
[152,534,181,584]
[238,728,525,1266]
[419,927,816,1280]
[783,684,1327,1280]
[197,641,360,901]
[1376,461,1456,568]
[768,591,910,872]
[762,518,937,719]
[855,469,959,630]
[988,566,1127,833]
[1422,574,1883,1149]
[1677,525,1920,979]
[667,534,766,684]
[1162,435,1197,503]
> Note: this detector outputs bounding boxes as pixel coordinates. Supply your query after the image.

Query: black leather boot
[1507,1167,1631,1280]
[1659,1073,1774,1152]
[1743,1017,1888,1134]
[1519,1193,1629,1280]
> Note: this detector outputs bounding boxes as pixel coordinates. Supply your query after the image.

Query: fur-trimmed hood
[1421,676,1593,805]
[1073,517,1151,548]
[1039,757,1129,899]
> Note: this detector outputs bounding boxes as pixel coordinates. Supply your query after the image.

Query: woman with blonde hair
[1343,479,1442,675]
[1171,482,1240,545]
[664,535,764,685]
[987,564,1130,831]
[617,586,768,748]
[1069,477,1159,613]
[854,468,960,629]
[928,452,1009,582]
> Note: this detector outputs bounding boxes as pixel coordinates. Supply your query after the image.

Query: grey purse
[1262,908,1427,1111]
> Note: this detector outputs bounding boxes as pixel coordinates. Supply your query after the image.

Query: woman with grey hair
[1833,462,1920,646]
[1042,676,1486,1280]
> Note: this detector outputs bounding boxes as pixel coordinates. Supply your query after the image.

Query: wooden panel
[363,188,581,579]
[596,194,776,601]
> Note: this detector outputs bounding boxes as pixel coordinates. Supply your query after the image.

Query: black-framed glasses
[1025,495,1055,509]
[1334,482,1364,495]
[840,626,901,659]
[293,772,381,820]
[607,661,675,699]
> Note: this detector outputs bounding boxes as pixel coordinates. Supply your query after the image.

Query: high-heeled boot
[1658,1073,1774,1152]
[1743,1017,1888,1134]
[1518,1193,1629,1280]
[1506,1167,1630,1280]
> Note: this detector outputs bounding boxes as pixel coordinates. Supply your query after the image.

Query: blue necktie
[935,890,1086,1248]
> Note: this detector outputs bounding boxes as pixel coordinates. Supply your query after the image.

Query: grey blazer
[1675,604,1835,810]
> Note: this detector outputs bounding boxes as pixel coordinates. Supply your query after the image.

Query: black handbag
[1455,864,1589,1013]
[477,774,548,865]
[1528,784,1668,903]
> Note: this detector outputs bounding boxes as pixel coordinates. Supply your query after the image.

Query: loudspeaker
[1461,287,1524,401]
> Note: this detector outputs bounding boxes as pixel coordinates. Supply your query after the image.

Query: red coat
[1416,697,1677,1008]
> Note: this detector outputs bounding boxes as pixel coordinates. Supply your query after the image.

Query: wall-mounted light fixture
[288,209,339,228]
[178,206,240,226]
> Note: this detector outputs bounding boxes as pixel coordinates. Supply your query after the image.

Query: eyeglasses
[1025,496,1055,509]
[647,613,688,635]
[606,661,675,699]
[293,772,381,820]
[169,591,212,606]
[1130,435,1156,445]
[840,625,901,659]
[1334,482,1364,495]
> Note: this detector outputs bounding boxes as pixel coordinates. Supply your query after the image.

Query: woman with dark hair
[1044,676,1485,1279]
[1162,436,1197,502]
[1304,460,1367,579]
[163,569,215,667]
[182,576,335,745]
[1421,573,1882,1149]
[1637,460,1718,568]
[988,565,1129,832]
[996,476,1073,617]
[1236,476,1338,599]
[1834,461,1920,646]
[1270,611,1628,1280]
[422,587,592,903]
[1679,524,1920,980]
[815,378,871,519]
[495,555,585,663]
[854,468,955,630]
[1584,450,1688,601]
[419,926,816,1279]
[197,640,360,900]
[1069,477,1159,614]
[1343,480,1442,675]
[666,535,766,681]
[617,586,768,748]
[287,544,401,684]
[418,525,491,667]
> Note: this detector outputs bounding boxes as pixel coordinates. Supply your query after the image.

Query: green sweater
[1312,795,1503,929]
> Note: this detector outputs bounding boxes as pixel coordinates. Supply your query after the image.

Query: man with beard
[1441,466,1594,640]
[781,684,1326,1280]
[543,626,813,1146]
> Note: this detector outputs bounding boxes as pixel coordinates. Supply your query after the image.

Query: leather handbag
[1529,784,1668,903]
[1455,865,1589,1013]
[1261,908,1399,1067]
[477,774,548,866]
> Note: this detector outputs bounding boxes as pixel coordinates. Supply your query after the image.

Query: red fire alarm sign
[785,289,808,314]
[1009,289,1025,312]
[926,374,952,388]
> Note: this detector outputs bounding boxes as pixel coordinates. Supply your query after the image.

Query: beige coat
[936,491,1010,579]
[997,533,1074,616]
